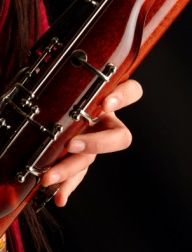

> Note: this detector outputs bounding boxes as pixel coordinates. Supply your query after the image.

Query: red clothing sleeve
[0,0,10,32]
[0,0,49,86]
[39,0,50,35]
[8,219,25,252]
[0,0,49,35]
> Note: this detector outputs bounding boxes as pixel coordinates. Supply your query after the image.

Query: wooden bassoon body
[0,0,189,236]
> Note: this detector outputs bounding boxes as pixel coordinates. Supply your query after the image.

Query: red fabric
[8,219,25,252]
[0,0,11,32]
[0,0,11,80]
[0,0,49,86]
[39,0,50,35]
[0,1,49,251]
[0,0,49,34]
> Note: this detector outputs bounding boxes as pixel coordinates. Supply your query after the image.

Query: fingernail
[107,97,118,110]
[68,139,86,153]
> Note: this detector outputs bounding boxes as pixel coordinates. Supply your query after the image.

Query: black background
[45,1,192,251]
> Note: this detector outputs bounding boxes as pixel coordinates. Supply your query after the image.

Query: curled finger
[54,168,88,207]
[103,79,143,112]
[67,113,132,154]
[41,153,96,187]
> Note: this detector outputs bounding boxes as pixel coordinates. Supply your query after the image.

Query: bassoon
[0,0,189,236]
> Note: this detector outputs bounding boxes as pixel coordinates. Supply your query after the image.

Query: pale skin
[41,79,143,207]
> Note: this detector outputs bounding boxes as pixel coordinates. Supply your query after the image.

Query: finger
[67,113,132,154]
[54,168,88,207]
[103,79,143,112]
[41,154,96,187]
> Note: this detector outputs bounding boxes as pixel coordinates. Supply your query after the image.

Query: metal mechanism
[0,36,64,179]
[25,37,61,83]
[16,124,63,183]
[85,0,99,7]
[0,0,113,182]
[0,0,114,212]
[69,50,116,125]
[33,184,61,213]
[0,118,11,130]
[0,35,64,185]
[0,35,64,159]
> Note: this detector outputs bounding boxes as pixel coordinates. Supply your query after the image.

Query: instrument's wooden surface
[0,0,189,236]
[128,0,189,75]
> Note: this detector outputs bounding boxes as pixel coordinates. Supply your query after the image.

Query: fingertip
[128,79,143,100]
[41,175,50,187]
[102,79,143,112]
[54,193,68,207]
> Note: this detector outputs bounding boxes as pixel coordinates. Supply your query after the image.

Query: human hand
[41,79,143,207]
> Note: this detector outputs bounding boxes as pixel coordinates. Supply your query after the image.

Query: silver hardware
[70,50,116,125]
[16,124,63,183]
[7,99,52,135]
[21,98,40,115]
[85,0,99,7]
[25,37,60,80]
[0,118,11,130]
[71,50,110,81]
[70,107,99,126]
[31,105,40,115]
[0,37,62,105]
[25,0,110,97]
[50,124,64,141]
[79,110,99,126]
[34,184,60,214]
[0,36,62,157]
[21,98,33,107]
[16,83,35,99]
[17,165,46,183]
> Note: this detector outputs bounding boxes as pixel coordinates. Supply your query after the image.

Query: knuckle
[95,140,103,153]
[57,167,70,181]
[90,140,103,153]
